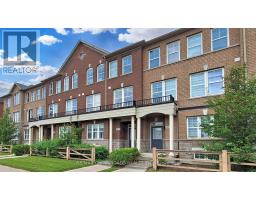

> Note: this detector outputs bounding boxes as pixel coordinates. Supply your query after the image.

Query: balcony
[29,95,175,122]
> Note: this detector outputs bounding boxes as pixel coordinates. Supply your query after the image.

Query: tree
[202,65,256,161]
[0,109,18,145]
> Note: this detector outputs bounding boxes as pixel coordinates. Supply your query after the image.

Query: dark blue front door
[151,126,163,149]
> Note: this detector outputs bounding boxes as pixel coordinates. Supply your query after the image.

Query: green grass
[0,156,91,172]
[99,166,122,172]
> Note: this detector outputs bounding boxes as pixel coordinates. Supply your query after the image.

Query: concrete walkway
[67,164,110,172]
[115,167,146,172]
[0,165,27,172]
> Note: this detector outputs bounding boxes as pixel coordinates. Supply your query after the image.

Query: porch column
[136,117,141,151]
[28,127,33,145]
[169,114,174,151]
[51,124,54,140]
[131,116,135,148]
[109,118,113,152]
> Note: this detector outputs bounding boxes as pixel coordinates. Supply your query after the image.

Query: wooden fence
[0,145,13,154]
[152,148,256,172]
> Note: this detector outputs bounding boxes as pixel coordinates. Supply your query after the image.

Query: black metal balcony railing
[29,95,175,122]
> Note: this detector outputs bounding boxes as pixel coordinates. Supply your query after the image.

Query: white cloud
[37,35,62,46]
[0,80,12,97]
[54,28,69,35]
[0,49,4,56]
[72,28,117,35]
[118,28,176,43]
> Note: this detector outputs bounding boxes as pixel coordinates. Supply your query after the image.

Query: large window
[187,116,210,139]
[6,98,11,107]
[14,92,20,105]
[86,94,101,112]
[48,103,58,117]
[211,28,229,51]
[190,68,224,98]
[36,88,41,100]
[13,112,20,123]
[37,106,45,120]
[113,86,133,108]
[56,80,62,94]
[149,47,160,69]
[49,82,54,95]
[72,73,78,89]
[42,87,46,99]
[109,60,118,78]
[31,91,35,102]
[28,109,33,121]
[97,64,105,82]
[24,129,29,141]
[87,68,93,85]
[66,99,78,115]
[64,76,69,91]
[151,78,177,101]
[167,41,180,64]
[87,124,104,140]
[122,55,132,75]
[187,33,202,58]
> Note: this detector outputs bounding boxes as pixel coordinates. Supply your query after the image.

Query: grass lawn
[0,156,91,172]
[99,166,122,172]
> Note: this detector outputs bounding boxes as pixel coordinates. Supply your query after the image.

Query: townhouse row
[2,28,256,154]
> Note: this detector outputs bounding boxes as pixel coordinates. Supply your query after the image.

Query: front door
[151,126,163,149]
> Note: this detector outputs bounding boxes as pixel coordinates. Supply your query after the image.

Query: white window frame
[48,103,58,117]
[187,33,203,58]
[151,78,177,100]
[148,47,160,69]
[72,73,78,89]
[6,98,11,107]
[109,60,118,79]
[87,68,94,85]
[113,86,133,107]
[190,68,224,98]
[64,76,69,92]
[49,82,54,95]
[87,123,104,140]
[122,55,132,75]
[42,87,46,99]
[97,64,105,82]
[14,92,20,105]
[13,111,20,123]
[211,28,230,52]
[187,116,208,139]
[36,88,41,100]
[56,80,62,94]
[65,98,78,115]
[166,41,180,64]
[86,93,101,112]
[24,129,29,141]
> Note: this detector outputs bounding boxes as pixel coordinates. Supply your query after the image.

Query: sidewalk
[67,164,110,172]
[0,165,27,172]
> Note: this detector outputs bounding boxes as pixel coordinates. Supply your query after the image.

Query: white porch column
[28,127,32,145]
[131,116,135,148]
[39,125,43,142]
[169,114,174,151]
[136,117,141,151]
[109,118,113,152]
[51,124,54,140]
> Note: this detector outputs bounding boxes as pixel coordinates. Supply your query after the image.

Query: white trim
[187,32,203,59]
[86,68,94,85]
[148,47,161,69]
[108,60,118,79]
[97,64,105,82]
[122,54,133,75]
[211,28,230,52]
[72,73,78,89]
[151,78,177,100]
[87,123,104,140]
[166,40,180,64]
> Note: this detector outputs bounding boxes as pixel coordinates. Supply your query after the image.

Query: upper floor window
[86,93,101,112]
[109,60,118,78]
[42,87,46,99]
[190,68,224,98]
[87,68,94,85]
[187,33,202,58]
[25,93,30,103]
[31,91,35,102]
[122,55,132,75]
[167,41,180,64]
[14,92,20,105]
[211,28,229,51]
[187,116,210,139]
[56,80,62,94]
[49,82,54,95]
[72,73,78,89]
[37,106,45,120]
[97,64,105,82]
[149,47,160,69]
[6,98,11,108]
[151,78,177,101]
[87,123,104,140]
[64,76,69,91]
[28,109,33,121]
[66,98,78,115]
[113,86,133,108]
[48,103,58,117]
[13,111,20,123]
[36,88,41,100]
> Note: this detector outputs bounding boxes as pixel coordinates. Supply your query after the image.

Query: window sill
[189,93,223,100]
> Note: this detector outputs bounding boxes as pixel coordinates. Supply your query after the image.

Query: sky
[0,28,174,97]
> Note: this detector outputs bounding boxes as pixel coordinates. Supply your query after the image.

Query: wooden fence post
[29,146,32,156]
[10,145,13,154]
[66,147,70,160]
[46,147,49,157]
[91,147,96,164]
[152,147,158,171]
[221,150,229,172]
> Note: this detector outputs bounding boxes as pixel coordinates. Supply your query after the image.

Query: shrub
[12,144,30,156]
[109,148,140,166]
[32,139,64,156]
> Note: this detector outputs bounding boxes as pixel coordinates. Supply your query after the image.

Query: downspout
[242,28,248,77]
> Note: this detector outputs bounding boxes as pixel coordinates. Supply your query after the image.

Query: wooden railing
[0,145,13,154]
[152,148,256,172]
